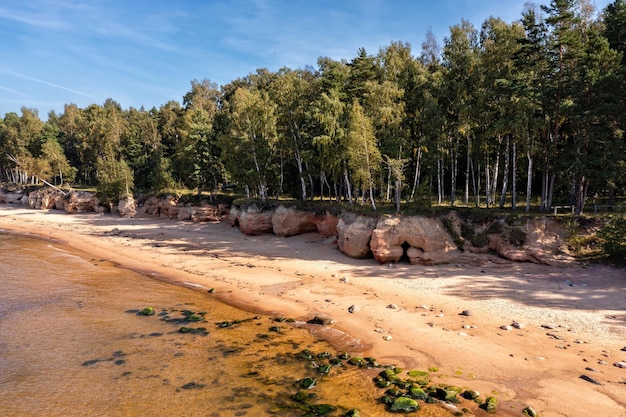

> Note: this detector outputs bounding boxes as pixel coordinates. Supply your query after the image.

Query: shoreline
[1,205,625,416]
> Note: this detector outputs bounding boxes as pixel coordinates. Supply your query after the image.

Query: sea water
[0,233,455,417]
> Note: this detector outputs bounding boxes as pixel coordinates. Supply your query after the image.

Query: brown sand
[1,205,624,416]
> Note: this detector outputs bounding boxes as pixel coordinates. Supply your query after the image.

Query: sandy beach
[1,205,624,416]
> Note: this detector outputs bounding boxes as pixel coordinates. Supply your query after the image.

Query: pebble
[462,325,471,329]
[339,277,349,283]
[621,346,626,352]
[500,325,512,331]
[512,321,525,329]
[459,310,472,316]
[386,304,398,310]
[614,362,626,369]
[585,367,601,372]
[598,360,609,365]
[348,305,359,314]
[435,313,444,318]
[382,335,392,341]
[374,328,385,333]
[580,374,602,385]
[458,332,468,337]
[541,324,556,330]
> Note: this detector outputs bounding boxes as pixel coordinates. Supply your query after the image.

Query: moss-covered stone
[481,396,497,414]
[139,307,155,316]
[389,397,420,412]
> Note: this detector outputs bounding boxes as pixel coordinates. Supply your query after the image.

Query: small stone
[621,346,626,352]
[585,367,600,372]
[460,310,472,316]
[348,305,360,314]
[598,360,609,365]
[339,277,349,283]
[386,304,398,309]
[614,362,626,369]
[383,335,392,341]
[580,374,602,385]
[512,321,525,329]
[541,324,556,329]
[462,325,471,329]
[500,325,512,331]
[458,332,468,336]
[522,406,539,417]
[374,328,385,333]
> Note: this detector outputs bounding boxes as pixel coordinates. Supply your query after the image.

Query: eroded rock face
[337,213,378,258]
[237,204,275,235]
[118,195,137,218]
[140,195,178,218]
[272,206,319,237]
[191,205,221,223]
[0,191,26,204]
[65,191,98,213]
[28,189,66,210]
[314,213,339,238]
[369,215,457,265]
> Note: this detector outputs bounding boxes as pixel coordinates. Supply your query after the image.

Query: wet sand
[1,205,625,416]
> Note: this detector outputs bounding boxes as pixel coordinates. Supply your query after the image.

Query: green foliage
[96,157,134,203]
[597,212,626,260]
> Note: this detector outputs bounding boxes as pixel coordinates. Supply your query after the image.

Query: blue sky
[0,0,614,119]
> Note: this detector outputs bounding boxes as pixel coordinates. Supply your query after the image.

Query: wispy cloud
[1,69,94,98]
[0,84,29,97]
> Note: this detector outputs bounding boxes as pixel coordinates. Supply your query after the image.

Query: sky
[0,0,615,119]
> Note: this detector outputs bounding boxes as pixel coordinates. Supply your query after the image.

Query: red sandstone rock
[369,215,457,265]
[337,213,378,258]
[237,205,275,235]
[272,206,318,237]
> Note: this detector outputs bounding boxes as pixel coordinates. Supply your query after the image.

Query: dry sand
[0,205,625,416]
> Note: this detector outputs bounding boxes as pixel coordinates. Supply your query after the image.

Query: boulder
[228,206,241,227]
[314,212,339,238]
[237,205,275,235]
[176,206,194,221]
[369,215,457,265]
[28,188,65,210]
[65,191,98,213]
[118,195,137,217]
[272,206,318,237]
[337,213,378,258]
[191,205,220,222]
[0,191,26,204]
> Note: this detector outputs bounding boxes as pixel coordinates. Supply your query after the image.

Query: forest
[1,0,626,215]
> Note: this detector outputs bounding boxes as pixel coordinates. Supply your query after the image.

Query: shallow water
[0,233,456,417]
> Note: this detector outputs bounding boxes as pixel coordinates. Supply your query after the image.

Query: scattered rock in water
[614,362,626,369]
[348,305,360,314]
[139,307,155,316]
[307,314,335,325]
[522,406,539,417]
[459,310,472,316]
[389,397,420,412]
[298,377,317,389]
[481,396,497,414]
[580,374,602,385]
[180,382,206,390]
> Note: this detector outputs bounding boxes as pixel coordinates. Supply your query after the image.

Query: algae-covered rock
[389,397,420,412]
[408,386,429,401]
[523,406,539,417]
[482,396,497,414]
[139,307,155,316]
[461,390,480,400]
[298,377,317,389]
[344,410,360,417]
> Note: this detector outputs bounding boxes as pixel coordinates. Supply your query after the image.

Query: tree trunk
[499,136,510,209]
[410,147,422,202]
[464,135,471,205]
[512,137,517,211]
[525,151,533,213]
[344,167,353,205]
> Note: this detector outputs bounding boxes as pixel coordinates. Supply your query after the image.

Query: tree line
[1,0,625,214]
